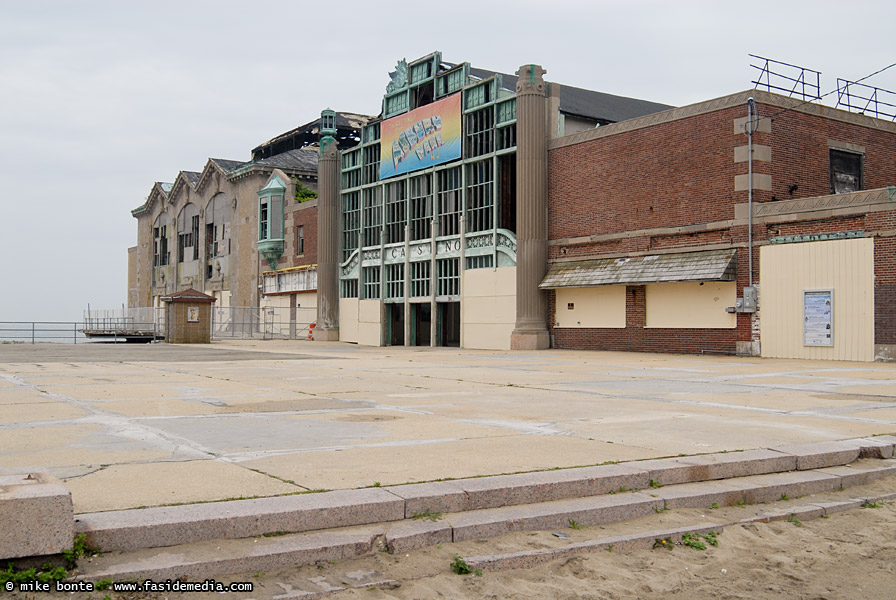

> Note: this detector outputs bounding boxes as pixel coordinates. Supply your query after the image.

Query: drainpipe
[747,97,755,287]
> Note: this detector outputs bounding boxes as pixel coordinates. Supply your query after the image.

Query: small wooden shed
[161,288,217,343]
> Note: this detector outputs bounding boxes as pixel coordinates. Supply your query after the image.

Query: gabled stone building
[129,113,369,336]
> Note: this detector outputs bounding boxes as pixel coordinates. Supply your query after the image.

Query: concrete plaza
[1,341,895,514]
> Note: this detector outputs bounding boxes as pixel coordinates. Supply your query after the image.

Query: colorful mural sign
[380,93,462,179]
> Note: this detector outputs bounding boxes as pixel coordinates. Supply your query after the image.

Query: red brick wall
[765,109,896,202]
[281,204,318,269]
[549,106,745,243]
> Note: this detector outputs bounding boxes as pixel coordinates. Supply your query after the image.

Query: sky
[0,0,894,322]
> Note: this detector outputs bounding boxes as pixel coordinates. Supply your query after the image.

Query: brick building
[543,90,896,361]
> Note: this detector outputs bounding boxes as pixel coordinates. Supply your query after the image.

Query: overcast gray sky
[1,0,893,322]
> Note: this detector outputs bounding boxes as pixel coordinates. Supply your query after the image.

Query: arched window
[153,212,171,267]
[176,203,200,263]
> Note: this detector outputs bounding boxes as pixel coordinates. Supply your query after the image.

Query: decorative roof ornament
[386,59,408,94]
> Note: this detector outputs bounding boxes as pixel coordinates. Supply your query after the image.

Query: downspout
[747,97,755,287]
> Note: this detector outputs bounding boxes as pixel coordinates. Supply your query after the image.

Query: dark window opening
[385,181,407,244]
[412,82,434,110]
[153,225,169,267]
[830,149,863,194]
[191,215,199,260]
[437,167,462,237]
[259,202,269,240]
[409,175,432,241]
[296,225,305,255]
[499,153,516,233]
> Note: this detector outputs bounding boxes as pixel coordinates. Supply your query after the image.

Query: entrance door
[387,303,405,346]
[438,302,461,347]
[411,303,432,346]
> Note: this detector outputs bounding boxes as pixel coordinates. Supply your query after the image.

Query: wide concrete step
[74,456,896,583]
[76,436,896,553]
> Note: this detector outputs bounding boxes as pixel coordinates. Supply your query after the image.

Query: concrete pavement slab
[64,460,301,514]
[241,436,657,492]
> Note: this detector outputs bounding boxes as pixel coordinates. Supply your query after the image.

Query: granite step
[75,436,896,553]
[73,456,896,582]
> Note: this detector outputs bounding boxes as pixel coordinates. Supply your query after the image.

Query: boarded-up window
[830,149,863,194]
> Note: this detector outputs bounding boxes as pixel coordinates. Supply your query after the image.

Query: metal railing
[0,322,89,344]
[750,54,821,101]
[836,79,896,120]
[2,306,319,344]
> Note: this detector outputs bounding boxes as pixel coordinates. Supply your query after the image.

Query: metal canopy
[539,249,737,289]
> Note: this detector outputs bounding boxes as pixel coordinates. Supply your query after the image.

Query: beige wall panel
[646,282,737,329]
[338,298,359,343]
[295,290,317,309]
[463,297,515,324]
[555,286,626,328]
[463,266,516,297]
[260,295,289,310]
[357,299,382,346]
[462,323,513,350]
[462,267,515,349]
[358,322,381,347]
[760,238,873,361]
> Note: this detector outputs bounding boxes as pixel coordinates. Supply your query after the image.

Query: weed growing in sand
[607,544,615,552]
[372,482,381,487]
[654,501,669,514]
[703,531,719,546]
[63,534,100,569]
[779,493,791,502]
[95,579,113,590]
[709,502,719,509]
[649,479,662,489]
[681,533,706,550]
[567,519,583,530]
[449,555,482,576]
[786,515,803,527]
[736,499,746,507]
[861,499,884,509]
[653,537,673,550]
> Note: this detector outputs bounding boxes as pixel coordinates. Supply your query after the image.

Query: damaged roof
[469,67,673,124]
[251,112,371,159]
[540,249,737,288]
[255,148,318,170]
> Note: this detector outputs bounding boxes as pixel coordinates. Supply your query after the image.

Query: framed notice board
[803,290,833,347]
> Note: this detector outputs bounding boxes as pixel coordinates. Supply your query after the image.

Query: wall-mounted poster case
[803,289,833,347]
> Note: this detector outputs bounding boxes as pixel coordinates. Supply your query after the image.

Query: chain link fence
[211,306,316,340]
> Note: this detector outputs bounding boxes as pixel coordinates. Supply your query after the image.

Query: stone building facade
[129,113,369,338]
[130,152,319,313]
